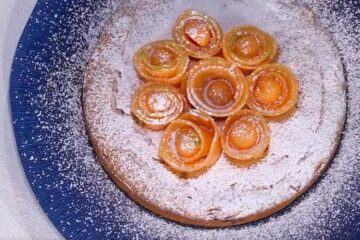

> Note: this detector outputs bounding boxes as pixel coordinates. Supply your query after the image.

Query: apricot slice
[159,110,221,173]
[131,82,184,130]
[134,40,189,85]
[247,64,298,117]
[221,109,270,161]
[223,26,277,73]
[186,57,248,117]
[173,10,223,59]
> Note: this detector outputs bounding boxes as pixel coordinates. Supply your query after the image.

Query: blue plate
[10,0,360,239]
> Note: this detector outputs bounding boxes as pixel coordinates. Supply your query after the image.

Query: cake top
[84,0,345,224]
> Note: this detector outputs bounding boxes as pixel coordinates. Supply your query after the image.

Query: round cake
[83,0,346,227]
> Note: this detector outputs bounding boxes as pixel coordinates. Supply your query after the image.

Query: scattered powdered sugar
[17,0,360,239]
[85,0,346,223]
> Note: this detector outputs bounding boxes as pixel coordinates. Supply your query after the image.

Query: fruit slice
[131,82,184,130]
[223,26,277,73]
[173,10,223,59]
[159,110,221,173]
[247,64,298,117]
[186,57,248,117]
[221,109,270,161]
[134,40,189,85]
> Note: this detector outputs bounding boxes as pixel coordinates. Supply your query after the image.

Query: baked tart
[83,2,346,228]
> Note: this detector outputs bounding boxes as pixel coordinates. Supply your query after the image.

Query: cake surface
[83,0,346,227]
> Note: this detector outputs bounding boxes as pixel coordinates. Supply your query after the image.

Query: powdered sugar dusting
[16,0,360,239]
[85,0,346,225]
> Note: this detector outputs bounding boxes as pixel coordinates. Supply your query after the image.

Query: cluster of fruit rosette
[131,10,298,176]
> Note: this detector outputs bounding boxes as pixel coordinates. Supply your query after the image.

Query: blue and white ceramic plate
[10,0,360,239]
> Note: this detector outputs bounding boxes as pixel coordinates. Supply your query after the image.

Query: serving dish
[10,0,360,239]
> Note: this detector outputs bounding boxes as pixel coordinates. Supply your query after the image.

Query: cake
[83,0,346,227]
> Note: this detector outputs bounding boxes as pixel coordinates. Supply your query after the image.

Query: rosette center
[184,20,211,47]
[146,92,172,113]
[254,74,283,104]
[149,47,177,67]
[175,126,201,158]
[229,119,258,150]
[234,35,261,58]
[204,78,235,107]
